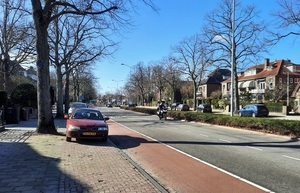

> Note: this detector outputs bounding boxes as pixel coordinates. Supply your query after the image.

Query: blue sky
[96,0,300,94]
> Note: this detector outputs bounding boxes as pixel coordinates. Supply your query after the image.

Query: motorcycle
[157,108,167,120]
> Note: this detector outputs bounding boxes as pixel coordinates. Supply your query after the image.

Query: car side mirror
[104,117,109,121]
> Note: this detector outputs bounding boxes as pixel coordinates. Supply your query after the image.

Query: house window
[269,77,273,82]
[198,87,202,93]
[269,78,273,89]
[227,83,231,91]
[295,78,298,83]
[269,83,273,89]
[259,82,265,89]
[290,78,293,83]
[279,78,282,83]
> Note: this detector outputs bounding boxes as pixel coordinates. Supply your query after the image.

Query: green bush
[121,106,300,138]
[10,83,37,107]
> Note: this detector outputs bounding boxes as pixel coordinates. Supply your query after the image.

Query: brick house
[221,59,300,108]
[196,68,231,100]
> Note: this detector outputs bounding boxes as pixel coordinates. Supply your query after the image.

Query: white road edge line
[200,134,208,137]
[219,139,232,143]
[245,146,262,151]
[282,155,300,161]
[114,121,274,193]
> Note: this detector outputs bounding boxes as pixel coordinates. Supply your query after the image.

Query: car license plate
[83,132,96,136]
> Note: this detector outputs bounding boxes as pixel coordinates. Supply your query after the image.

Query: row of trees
[0,0,299,134]
[0,0,157,133]
[108,0,292,111]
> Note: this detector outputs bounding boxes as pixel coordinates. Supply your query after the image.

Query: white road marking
[245,146,262,151]
[219,139,232,143]
[114,120,274,193]
[199,134,208,137]
[282,155,300,161]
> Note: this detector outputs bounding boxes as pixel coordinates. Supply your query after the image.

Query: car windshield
[71,103,86,108]
[72,109,104,120]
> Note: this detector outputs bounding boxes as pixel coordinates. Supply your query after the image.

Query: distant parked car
[176,104,190,111]
[64,108,109,142]
[196,104,212,113]
[238,104,269,117]
[170,103,179,110]
[106,103,113,108]
[128,102,136,107]
[68,102,87,115]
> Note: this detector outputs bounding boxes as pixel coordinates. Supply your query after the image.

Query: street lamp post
[287,72,289,108]
[121,63,132,76]
[112,79,123,90]
[112,79,123,104]
[121,63,134,104]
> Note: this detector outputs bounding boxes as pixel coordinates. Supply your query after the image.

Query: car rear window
[257,106,268,111]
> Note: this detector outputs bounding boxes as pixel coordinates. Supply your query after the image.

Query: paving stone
[0,128,162,192]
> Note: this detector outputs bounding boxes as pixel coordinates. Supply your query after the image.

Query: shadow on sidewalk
[0,141,90,192]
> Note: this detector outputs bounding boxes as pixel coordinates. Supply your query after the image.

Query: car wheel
[252,113,256,117]
[66,136,71,142]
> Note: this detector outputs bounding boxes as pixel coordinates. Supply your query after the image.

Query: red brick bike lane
[108,120,270,193]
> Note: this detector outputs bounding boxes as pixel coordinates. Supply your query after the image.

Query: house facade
[196,68,231,99]
[221,59,300,109]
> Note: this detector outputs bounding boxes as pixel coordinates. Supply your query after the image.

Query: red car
[64,108,109,142]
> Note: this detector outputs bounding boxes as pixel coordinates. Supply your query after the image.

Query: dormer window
[266,66,273,70]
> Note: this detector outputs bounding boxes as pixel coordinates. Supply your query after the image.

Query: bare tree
[0,0,34,94]
[162,56,182,103]
[70,66,97,102]
[203,0,268,114]
[151,61,166,101]
[269,0,300,45]
[48,13,117,118]
[30,0,156,134]
[131,62,150,105]
[171,34,213,110]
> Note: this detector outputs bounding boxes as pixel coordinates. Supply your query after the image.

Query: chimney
[264,58,269,69]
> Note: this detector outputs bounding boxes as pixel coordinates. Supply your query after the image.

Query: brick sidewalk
[0,129,162,193]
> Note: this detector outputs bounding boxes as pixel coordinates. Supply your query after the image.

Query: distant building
[197,68,231,99]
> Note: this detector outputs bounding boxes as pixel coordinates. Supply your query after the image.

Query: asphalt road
[100,106,300,193]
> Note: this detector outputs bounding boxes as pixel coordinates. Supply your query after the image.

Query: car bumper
[66,130,108,139]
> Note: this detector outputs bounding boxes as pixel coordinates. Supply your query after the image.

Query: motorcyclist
[157,101,167,120]
[157,101,166,112]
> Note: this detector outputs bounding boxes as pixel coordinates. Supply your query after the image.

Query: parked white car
[68,102,87,115]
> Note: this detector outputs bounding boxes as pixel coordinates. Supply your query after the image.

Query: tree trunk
[32,1,56,134]
[55,65,64,118]
[64,69,70,114]
[193,81,197,110]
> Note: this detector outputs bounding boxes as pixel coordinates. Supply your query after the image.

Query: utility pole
[230,0,235,117]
